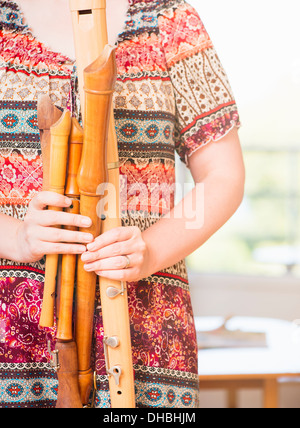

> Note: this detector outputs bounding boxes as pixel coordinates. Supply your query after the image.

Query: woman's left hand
[81,226,150,282]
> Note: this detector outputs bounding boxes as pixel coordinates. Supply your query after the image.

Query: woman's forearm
[142,171,244,276]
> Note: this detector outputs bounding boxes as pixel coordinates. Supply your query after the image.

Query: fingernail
[84,234,94,242]
[84,264,93,271]
[65,197,72,206]
[81,217,92,227]
[87,243,96,251]
[81,253,89,261]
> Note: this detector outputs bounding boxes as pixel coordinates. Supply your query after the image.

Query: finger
[30,191,72,210]
[86,227,136,252]
[81,240,136,263]
[36,210,92,228]
[39,241,87,256]
[37,226,94,244]
[83,255,130,272]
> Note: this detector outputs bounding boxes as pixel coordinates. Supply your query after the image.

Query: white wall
[189,274,300,321]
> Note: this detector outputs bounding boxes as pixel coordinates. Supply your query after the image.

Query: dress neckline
[13,0,132,62]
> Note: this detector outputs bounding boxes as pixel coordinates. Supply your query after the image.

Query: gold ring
[124,255,131,269]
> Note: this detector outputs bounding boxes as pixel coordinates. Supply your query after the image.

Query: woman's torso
[0,0,199,408]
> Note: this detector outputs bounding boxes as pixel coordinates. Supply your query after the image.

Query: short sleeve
[158,0,241,164]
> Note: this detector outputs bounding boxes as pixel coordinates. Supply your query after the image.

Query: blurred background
[184,0,300,408]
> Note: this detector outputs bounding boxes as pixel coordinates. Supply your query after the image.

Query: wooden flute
[70,0,135,407]
[38,98,83,408]
[38,0,135,409]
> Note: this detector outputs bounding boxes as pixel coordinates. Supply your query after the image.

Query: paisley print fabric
[0,0,240,408]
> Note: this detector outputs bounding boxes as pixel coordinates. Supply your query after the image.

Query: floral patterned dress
[0,0,240,408]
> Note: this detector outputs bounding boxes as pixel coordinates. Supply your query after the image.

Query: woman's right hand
[16,191,93,263]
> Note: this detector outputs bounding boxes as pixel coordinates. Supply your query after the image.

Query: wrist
[14,220,27,263]
[141,231,160,277]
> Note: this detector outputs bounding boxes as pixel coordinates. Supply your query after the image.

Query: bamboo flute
[37,95,63,192]
[70,0,135,407]
[56,118,83,342]
[74,47,114,404]
[38,105,71,328]
[55,118,83,409]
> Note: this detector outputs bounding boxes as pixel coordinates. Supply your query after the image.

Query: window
[186,0,300,277]
[187,147,300,277]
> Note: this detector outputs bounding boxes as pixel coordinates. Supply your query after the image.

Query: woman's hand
[16,191,93,263]
[81,226,150,282]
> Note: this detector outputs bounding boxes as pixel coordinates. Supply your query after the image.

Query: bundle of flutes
[37,0,135,409]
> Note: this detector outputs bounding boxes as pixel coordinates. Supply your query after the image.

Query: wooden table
[196,317,300,408]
